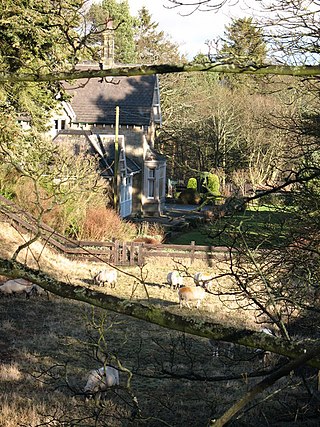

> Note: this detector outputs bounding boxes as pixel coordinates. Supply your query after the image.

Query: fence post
[122,241,127,265]
[114,240,120,265]
[190,240,195,264]
[128,242,134,266]
[138,243,144,266]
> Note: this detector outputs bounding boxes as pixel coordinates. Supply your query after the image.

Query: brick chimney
[101,18,114,69]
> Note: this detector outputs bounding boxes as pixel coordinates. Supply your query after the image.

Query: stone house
[51,68,166,218]
[49,21,166,218]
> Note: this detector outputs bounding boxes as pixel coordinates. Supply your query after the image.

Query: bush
[206,173,220,197]
[80,207,136,241]
[135,222,165,243]
[187,178,198,190]
[178,188,201,205]
[0,164,19,200]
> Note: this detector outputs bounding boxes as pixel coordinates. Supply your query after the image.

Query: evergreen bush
[206,173,220,197]
[187,177,198,190]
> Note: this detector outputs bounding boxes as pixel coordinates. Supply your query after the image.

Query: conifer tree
[134,6,181,64]
[218,17,267,65]
[87,0,137,64]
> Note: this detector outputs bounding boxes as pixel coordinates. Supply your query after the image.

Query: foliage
[0,0,84,72]
[134,6,182,64]
[203,172,220,197]
[79,206,136,241]
[0,0,86,130]
[135,221,165,242]
[0,119,110,236]
[217,17,267,65]
[86,0,137,64]
[187,177,197,190]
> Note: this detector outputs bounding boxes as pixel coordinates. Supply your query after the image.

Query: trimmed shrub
[206,173,220,197]
[187,178,198,191]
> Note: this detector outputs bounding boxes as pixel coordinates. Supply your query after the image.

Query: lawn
[167,205,292,248]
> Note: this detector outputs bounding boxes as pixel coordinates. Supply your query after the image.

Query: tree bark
[0,63,319,83]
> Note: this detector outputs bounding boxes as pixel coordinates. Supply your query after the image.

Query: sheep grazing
[84,366,120,399]
[167,271,183,290]
[26,284,50,299]
[93,269,117,288]
[0,279,33,296]
[193,272,213,291]
[178,286,206,309]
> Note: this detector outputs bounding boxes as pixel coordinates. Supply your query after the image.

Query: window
[147,168,155,199]
[159,165,166,199]
[119,151,126,175]
[55,119,66,131]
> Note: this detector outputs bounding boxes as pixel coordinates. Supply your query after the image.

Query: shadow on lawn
[168,208,293,249]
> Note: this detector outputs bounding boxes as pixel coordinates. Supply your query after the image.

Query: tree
[86,0,137,64]
[167,0,320,66]
[0,110,108,240]
[134,6,182,64]
[0,0,87,130]
[217,17,267,65]
[207,16,269,89]
[1,0,320,424]
[261,0,320,64]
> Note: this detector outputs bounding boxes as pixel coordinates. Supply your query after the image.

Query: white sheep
[167,271,183,290]
[84,366,120,398]
[93,269,117,288]
[26,284,50,299]
[178,286,206,309]
[193,272,213,291]
[0,279,33,296]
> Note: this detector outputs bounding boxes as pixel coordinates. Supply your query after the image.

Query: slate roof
[97,134,141,177]
[54,129,141,178]
[64,64,157,126]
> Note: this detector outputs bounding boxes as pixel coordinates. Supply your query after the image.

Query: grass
[0,220,319,426]
[168,206,292,247]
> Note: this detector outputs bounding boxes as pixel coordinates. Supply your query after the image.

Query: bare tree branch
[0,62,320,83]
[211,343,320,426]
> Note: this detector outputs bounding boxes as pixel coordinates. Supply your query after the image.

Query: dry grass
[0,220,258,329]
[80,207,137,241]
[1,220,318,426]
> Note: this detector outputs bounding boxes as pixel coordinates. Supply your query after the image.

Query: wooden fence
[0,195,231,266]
